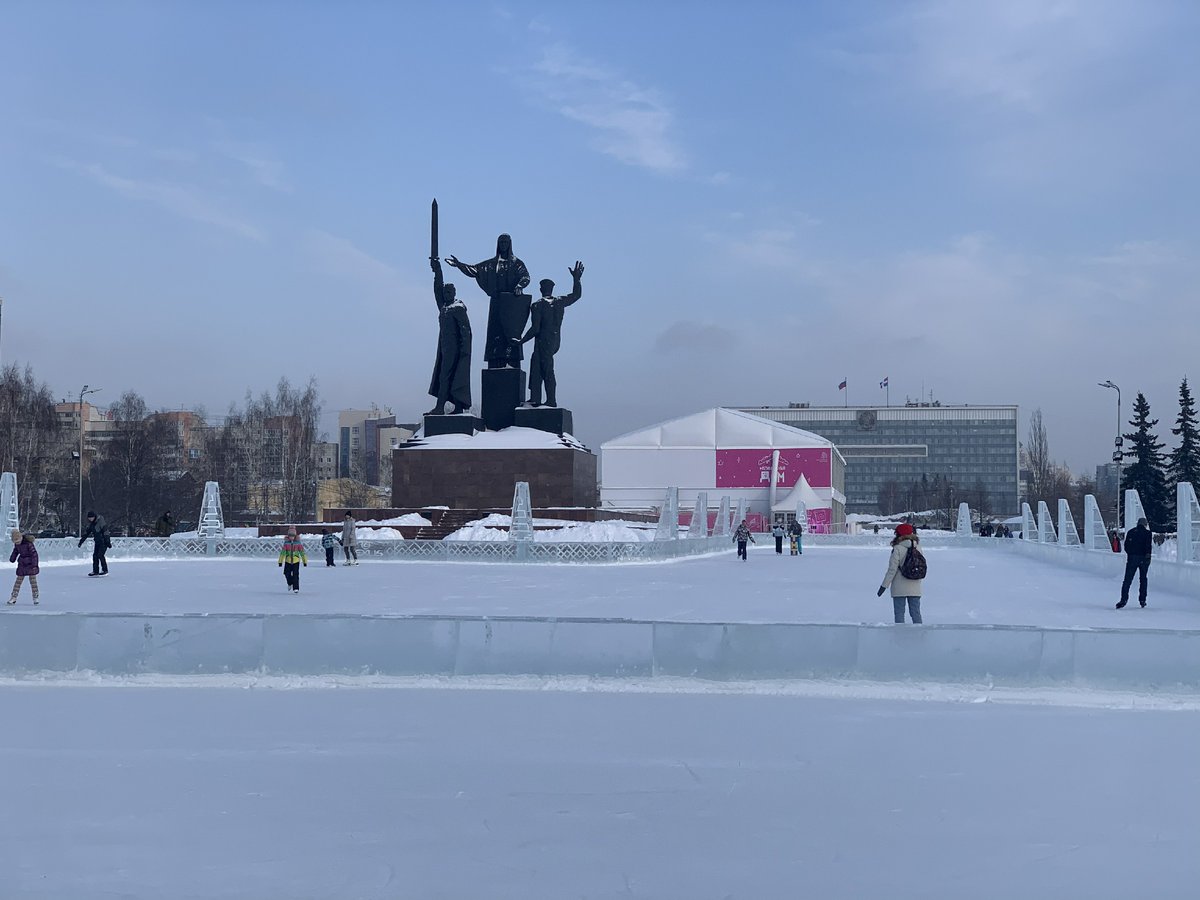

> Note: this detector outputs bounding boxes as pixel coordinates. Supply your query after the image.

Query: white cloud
[525,43,685,174]
[212,140,291,192]
[56,159,264,241]
[304,230,407,297]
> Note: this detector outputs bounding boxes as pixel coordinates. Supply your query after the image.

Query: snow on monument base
[4,613,1200,688]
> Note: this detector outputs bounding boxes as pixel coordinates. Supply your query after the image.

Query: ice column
[732,497,747,531]
[1058,498,1081,547]
[712,496,731,537]
[197,481,225,539]
[0,472,17,534]
[654,487,679,541]
[1036,500,1058,543]
[509,482,534,542]
[1124,489,1146,531]
[1177,482,1200,563]
[1083,494,1110,551]
[955,502,972,537]
[1021,502,1037,541]
[687,492,709,539]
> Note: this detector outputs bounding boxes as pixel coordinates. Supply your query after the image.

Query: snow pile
[407,427,587,452]
[359,514,433,527]
[357,527,404,541]
[443,515,658,542]
[169,527,259,539]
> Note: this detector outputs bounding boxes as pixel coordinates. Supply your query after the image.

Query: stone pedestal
[481,367,526,431]
[514,406,574,437]
[423,414,478,438]
[393,444,597,508]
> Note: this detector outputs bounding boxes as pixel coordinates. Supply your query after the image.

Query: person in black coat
[1116,517,1153,608]
[78,511,110,576]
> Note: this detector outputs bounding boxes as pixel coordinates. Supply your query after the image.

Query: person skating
[278,527,307,593]
[789,519,803,555]
[78,511,110,576]
[341,512,359,565]
[320,529,339,567]
[1116,517,1153,608]
[771,522,786,555]
[733,519,755,561]
[877,523,925,624]
[9,529,39,605]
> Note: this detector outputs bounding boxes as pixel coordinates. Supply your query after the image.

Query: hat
[10,529,21,544]
[539,278,555,288]
[86,511,96,519]
[894,523,915,537]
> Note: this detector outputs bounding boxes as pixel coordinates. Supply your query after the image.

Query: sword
[430,198,439,265]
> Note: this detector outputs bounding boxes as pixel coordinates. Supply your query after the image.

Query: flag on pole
[880,377,889,389]
[838,379,847,391]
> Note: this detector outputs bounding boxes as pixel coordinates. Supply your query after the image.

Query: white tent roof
[603,408,842,459]
[772,473,825,512]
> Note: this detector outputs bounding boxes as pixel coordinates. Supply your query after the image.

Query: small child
[9,529,40,605]
[277,527,307,593]
[320,529,339,567]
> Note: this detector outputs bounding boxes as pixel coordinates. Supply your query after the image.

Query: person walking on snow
[733,519,755,561]
[9,530,39,605]
[1116,517,1153,608]
[341,512,359,565]
[278,527,307,592]
[320,529,340,567]
[78,511,110,576]
[877,523,925,624]
[771,522,786,555]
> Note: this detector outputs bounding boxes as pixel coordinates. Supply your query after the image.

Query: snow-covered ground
[445,513,657,542]
[12,543,1200,629]
[0,684,1196,899]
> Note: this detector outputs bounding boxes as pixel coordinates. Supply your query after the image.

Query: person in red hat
[877,523,925,623]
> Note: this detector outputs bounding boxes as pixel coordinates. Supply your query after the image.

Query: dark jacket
[10,539,39,577]
[79,515,110,549]
[428,267,473,407]
[155,513,175,537]
[1124,524,1152,557]
[733,524,755,543]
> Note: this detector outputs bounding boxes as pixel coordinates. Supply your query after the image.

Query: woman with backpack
[877,523,925,624]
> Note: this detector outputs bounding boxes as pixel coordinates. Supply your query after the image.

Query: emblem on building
[856,410,877,430]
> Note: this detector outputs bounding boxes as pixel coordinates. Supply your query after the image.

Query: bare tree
[0,364,64,529]
[1025,409,1055,509]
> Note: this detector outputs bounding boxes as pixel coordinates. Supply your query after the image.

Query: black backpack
[899,543,927,580]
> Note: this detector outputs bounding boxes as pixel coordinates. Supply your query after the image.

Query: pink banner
[806,508,832,534]
[715,448,832,489]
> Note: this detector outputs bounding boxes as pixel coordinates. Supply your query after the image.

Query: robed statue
[446,234,531,369]
[426,257,473,415]
[521,262,584,407]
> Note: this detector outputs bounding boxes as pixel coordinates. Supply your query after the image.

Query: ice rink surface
[0,684,1197,899]
[15,543,1200,630]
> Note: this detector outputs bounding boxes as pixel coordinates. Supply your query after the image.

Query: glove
[876,586,886,597]
[77,540,83,548]
[303,563,307,567]
[278,563,282,567]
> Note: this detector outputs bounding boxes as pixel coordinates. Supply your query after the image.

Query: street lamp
[78,384,100,537]
[1098,380,1122,532]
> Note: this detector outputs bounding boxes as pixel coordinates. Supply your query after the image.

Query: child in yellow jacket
[278,527,307,593]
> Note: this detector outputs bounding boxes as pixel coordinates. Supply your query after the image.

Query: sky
[2,0,1198,473]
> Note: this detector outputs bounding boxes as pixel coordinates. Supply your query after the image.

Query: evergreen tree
[1170,377,1200,489]
[1121,392,1171,529]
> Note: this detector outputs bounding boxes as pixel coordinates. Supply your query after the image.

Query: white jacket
[341,517,358,546]
[880,537,924,597]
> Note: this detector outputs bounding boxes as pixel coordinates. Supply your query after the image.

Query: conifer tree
[1170,377,1200,490]
[1121,392,1171,529]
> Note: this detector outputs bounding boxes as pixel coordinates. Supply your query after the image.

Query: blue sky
[2,0,1198,472]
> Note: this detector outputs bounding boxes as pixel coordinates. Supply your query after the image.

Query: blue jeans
[893,596,922,624]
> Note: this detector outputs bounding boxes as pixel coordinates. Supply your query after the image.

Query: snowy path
[17,544,1200,630]
[0,685,1197,899]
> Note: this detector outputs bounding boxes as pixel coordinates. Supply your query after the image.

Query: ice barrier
[1125,489,1146,531]
[712,496,731,537]
[0,472,18,534]
[1037,500,1057,543]
[654,487,679,541]
[1021,502,1036,541]
[688,492,708,539]
[197,482,224,539]
[955,502,972,537]
[509,482,533,542]
[1084,494,1110,551]
[4,612,1200,688]
[1179,482,1200,564]
[1058,499,1081,547]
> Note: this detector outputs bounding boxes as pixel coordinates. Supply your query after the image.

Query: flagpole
[844,377,848,408]
[887,382,890,407]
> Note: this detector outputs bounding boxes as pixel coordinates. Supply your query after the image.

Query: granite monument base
[423,414,479,438]
[394,444,597,509]
[481,367,526,431]
[513,406,574,437]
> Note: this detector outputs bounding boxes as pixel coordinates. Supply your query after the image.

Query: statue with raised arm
[446,233,531,369]
[520,261,584,408]
[425,258,473,416]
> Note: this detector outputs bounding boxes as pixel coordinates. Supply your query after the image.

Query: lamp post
[1098,380,1122,532]
[77,384,100,537]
